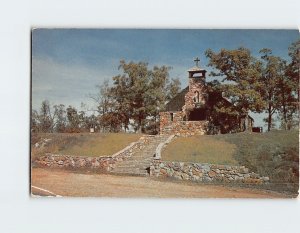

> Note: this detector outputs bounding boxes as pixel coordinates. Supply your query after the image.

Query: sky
[31,29,299,129]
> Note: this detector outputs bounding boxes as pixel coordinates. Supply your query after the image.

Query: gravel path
[31,168,287,198]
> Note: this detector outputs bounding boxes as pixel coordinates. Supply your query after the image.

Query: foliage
[259,48,286,131]
[31,101,100,133]
[91,60,181,134]
[205,47,265,130]
[205,41,299,132]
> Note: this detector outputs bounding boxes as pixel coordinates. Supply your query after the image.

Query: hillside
[31,133,142,159]
[162,130,299,193]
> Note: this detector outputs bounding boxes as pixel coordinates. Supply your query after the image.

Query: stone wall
[160,111,208,136]
[150,160,269,184]
[184,77,206,112]
[33,136,151,171]
[159,76,208,136]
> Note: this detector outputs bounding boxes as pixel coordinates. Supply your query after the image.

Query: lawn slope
[162,130,299,194]
[31,133,142,158]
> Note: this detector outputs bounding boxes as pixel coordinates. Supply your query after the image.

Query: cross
[194,57,200,67]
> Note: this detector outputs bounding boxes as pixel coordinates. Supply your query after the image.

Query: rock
[57,160,64,165]
[244,177,262,184]
[160,168,168,176]
[91,160,100,168]
[70,159,75,167]
[75,159,86,167]
[228,176,234,181]
[240,167,249,174]
[262,177,270,182]
[250,172,259,179]
[181,173,190,180]
[208,171,216,178]
[203,176,212,182]
[244,174,250,179]
[202,164,210,172]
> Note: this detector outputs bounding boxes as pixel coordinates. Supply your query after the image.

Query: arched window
[194,91,200,103]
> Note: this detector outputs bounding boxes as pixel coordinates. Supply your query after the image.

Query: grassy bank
[162,136,237,165]
[31,133,142,159]
[220,130,299,193]
[162,130,299,194]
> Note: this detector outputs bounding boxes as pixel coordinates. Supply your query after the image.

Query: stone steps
[110,135,170,177]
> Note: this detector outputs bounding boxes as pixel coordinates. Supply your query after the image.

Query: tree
[31,109,40,132]
[205,47,265,130]
[259,48,287,131]
[286,39,300,101]
[118,60,150,132]
[38,100,54,132]
[280,39,300,130]
[146,66,180,134]
[89,60,181,133]
[53,104,67,132]
[66,106,81,132]
[166,78,181,101]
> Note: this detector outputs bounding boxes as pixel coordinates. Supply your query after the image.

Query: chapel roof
[165,86,189,112]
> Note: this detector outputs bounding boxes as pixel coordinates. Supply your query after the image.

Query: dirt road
[31,168,287,198]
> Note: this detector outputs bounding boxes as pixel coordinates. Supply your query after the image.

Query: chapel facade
[159,58,254,136]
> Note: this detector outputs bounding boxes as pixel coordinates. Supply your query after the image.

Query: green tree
[259,48,288,131]
[53,104,67,132]
[66,106,81,132]
[286,39,300,101]
[166,78,181,101]
[38,100,54,132]
[280,39,300,130]
[90,60,181,134]
[205,47,265,130]
[31,109,40,132]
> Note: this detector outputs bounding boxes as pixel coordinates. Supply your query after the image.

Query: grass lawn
[162,135,238,165]
[31,133,142,158]
[162,130,299,194]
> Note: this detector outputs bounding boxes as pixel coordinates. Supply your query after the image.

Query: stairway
[111,135,170,176]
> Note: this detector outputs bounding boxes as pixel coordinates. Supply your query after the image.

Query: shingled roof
[165,86,189,111]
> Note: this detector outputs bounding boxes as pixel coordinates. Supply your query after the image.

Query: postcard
[31,29,299,198]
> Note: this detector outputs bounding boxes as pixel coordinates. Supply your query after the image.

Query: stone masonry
[159,58,254,135]
[33,135,171,176]
[33,135,152,172]
[150,160,270,184]
[160,112,208,136]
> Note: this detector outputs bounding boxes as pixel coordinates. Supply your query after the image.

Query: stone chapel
[159,57,254,136]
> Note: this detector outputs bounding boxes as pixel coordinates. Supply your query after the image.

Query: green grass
[31,133,142,158]
[162,130,299,193]
[162,135,238,165]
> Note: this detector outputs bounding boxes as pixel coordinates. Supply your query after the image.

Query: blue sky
[32,29,299,129]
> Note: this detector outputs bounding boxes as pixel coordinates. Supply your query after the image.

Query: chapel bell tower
[184,57,208,117]
[188,57,207,79]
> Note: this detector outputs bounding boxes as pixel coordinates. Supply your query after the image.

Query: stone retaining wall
[159,111,208,136]
[150,160,269,184]
[33,136,152,171]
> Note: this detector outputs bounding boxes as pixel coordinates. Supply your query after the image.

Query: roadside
[31,168,289,198]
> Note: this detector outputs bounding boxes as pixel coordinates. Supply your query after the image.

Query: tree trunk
[267,109,272,132]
